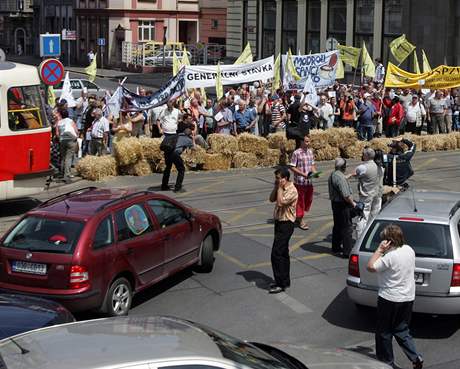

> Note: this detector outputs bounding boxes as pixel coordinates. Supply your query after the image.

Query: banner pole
[352,50,361,87]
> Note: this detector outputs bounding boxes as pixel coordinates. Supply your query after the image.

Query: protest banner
[184,56,274,88]
[385,62,460,89]
[122,68,185,111]
[281,50,339,89]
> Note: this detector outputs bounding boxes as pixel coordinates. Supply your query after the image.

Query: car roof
[0,316,224,369]
[378,190,460,224]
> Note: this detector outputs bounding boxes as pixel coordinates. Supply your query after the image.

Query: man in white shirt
[90,108,110,156]
[367,224,423,369]
[405,95,426,134]
[157,99,179,136]
[318,95,334,129]
[374,58,385,84]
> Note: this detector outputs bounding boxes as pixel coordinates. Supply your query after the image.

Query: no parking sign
[38,58,65,86]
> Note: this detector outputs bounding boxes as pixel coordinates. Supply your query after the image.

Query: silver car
[54,79,105,99]
[0,316,390,369]
[347,190,460,314]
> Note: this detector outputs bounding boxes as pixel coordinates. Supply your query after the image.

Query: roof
[0,62,40,88]
[0,316,223,369]
[379,190,460,224]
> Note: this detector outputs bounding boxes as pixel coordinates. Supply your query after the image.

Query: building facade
[227,0,460,67]
[0,0,34,55]
[199,0,227,46]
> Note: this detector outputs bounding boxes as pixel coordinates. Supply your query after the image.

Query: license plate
[11,261,47,275]
[414,272,424,285]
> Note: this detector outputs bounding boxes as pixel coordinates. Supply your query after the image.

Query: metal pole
[68,40,70,67]
[101,47,104,70]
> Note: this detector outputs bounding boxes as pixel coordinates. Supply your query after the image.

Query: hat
[363,93,371,98]
[412,94,419,99]
[271,94,279,100]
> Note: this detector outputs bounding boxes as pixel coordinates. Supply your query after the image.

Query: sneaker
[268,286,285,294]
[413,356,423,369]
[173,188,186,193]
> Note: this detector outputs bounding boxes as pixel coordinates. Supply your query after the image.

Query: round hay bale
[309,129,329,150]
[267,132,296,152]
[139,137,163,162]
[120,159,152,176]
[314,145,340,161]
[203,153,232,171]
[341,140,367,159]
[207,134,239,155]
[237,133,269,156]
[258,148,281,167]
[113,137,143,166]
[76,155,117,181]
[182,146,207,169]
[232,151,259,168]
[326,127,357,148]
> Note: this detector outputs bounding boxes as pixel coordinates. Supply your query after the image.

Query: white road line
[273,292,313,314]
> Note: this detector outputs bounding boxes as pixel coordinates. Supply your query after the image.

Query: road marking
[248,253,330,269]
[241,233,304,240]
[176,180,225,198]
[414,157,436,171]
[289,220,333,253]
[273,292,313,314]
[216,250,247,268]
[299,253,330,261]
[226,208,257,224]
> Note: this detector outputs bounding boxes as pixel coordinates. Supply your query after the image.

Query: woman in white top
[367,224,423,369]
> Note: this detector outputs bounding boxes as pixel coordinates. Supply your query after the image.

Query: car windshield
[361,220,453,258]
[2,216,84,254]
[193,323,291,369]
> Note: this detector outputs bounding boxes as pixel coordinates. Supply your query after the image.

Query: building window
[281,0,297,53]
[306,0,320,54]
[328,0,346,45]
[354,0,374,55]
[261,0,276,58]
[138,20,155,42]
[242,0,249,48]
[211,19,218,30]
[382,0,402,64]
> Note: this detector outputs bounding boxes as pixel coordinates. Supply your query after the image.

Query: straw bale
[236,133,269,156]
[420,135,454,152]
[369,138,392,153]
[309,129,329,150]
[450,132,460,148]
[341,140,367,159]
[182,146,207,169]
[112,137,143,166]
[151,158,166,173]
[441,134,458,150]
[203,153,232,171]
[139,137,163,162]
[314,145,340,161]
[120,159,152,176]
[76,155,117,181]
[232,152,259,168]
[267,132,296,152]
[207,134,239,155]
[326,127,357,148]
[258,148,281,167]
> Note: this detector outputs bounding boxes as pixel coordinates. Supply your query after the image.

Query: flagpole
[352,47,362,87]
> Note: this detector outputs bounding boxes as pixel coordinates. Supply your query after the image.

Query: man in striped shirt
[90,108,110,156]
[270,94,286,132]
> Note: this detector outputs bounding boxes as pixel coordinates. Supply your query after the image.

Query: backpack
[160,134,178,153]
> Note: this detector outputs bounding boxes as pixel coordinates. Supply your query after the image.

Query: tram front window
[7,85,48,131]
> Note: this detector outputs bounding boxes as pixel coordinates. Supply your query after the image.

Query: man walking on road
[268,167,298,294]
[367,224,423,369]
[289,134,317,230]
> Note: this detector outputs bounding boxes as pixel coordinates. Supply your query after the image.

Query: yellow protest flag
[181,47,191,66]
[337,44,361,68]
[361,42,375,78]
[172,50,180,76]
[216,62,223,100]
[84,55,97,82]
[47,85,56,107]
[422,49,432,72]
[272,53,281,92]
[389,34,416,64]
[336,56,345,79]
[286,49,301,80]
[200,87,207,102]
[413,50,421,74]
[234,43,253,64]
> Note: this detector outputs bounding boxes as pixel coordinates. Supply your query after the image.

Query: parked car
[0,316,391,369]
[54,79,105,99]
[144,50,192,66]
[0,293,74,339]
[0,187,222,316]
[347,190,460,314]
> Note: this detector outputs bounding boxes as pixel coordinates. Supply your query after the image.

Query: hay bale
[267,132,296,152]
[151,158,166,173]
[139,137,163,162]
[258,148,281,167]
[309,129,329,150]
[112,137,143,166]
[369,138,392,153]
[314,145,340,161]
[450,132,460,148]
[420,134,454,152]
[207,134,239,155]
[203,153,232,171]
[120,159,152,176]
[237,133,268,156]
[232,151,259,168]
[76,155,117,181]
[182,146,207,169]
[326,127,357,148]
[341,140,367,159]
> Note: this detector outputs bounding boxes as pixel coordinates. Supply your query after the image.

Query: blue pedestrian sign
[97,38,106,46]
[40,34,61,57]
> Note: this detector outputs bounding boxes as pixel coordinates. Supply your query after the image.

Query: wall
[226,0,257,58]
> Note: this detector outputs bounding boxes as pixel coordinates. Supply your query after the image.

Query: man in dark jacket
[384,138,416,186]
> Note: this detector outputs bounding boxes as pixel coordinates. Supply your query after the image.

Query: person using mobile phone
[367,224,423,369]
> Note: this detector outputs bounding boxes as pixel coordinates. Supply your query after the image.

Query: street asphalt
[1,150,459,369]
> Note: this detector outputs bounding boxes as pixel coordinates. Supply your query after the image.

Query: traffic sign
[326,37,338,52]
[97,38,106,46]
[38,58,65,86]
[62,29,77,41]
[40,34,61,57]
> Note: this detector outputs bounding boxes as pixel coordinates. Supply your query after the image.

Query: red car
[0,187,222,316]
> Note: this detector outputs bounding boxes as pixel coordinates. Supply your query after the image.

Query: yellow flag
[286,49,301,80]
[272,53,281,92]
[84,55,97,82]
[47,85,56,107]
[413,50,421,74]
[361,42,375,78]
[337,44,361,68]
[389,34,415,64]
[422,49,432,72]
[234,43,253,64]
[181,47,190,66]
[200,87,207,102]
[336,56,345,79]
[172,50,180,76]
[216,62,223,100]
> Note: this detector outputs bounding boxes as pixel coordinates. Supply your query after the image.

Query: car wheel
[195,235,215,273]
[106,277,132,316]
